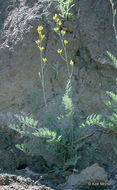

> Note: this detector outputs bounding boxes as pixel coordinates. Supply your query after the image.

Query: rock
[0,126,27,170]
[0,173,54,190]
[0,149,27,170]
[67,163,108,186]
[0,174,11,185]
[77,127,117,177]
[0,127,49,172]
[27,155,49,173]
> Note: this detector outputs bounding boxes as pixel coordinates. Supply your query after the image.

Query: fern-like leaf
[107,51,117,68]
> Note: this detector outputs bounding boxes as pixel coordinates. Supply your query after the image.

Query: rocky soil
[0,173,54,190]
[0,164,117,190]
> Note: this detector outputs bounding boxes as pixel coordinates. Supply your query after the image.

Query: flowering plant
[56,0,74,20]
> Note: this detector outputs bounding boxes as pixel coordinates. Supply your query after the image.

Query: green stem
[40,42,47,110]
[70,115,73,148]
[60,37,70,77]
[111,1,117,41]
[112,10,117,41]
[60,54,66,61]
[56,31,70,78]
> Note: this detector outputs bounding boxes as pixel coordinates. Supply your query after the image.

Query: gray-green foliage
[79,52,117,154]
[80,51,117,132]
[80,1,117,136]
[56,79,84,166]
[62,79,73,116]
[9,80,83,167]
[56,0,74,20]
[105,52,117,132]
[80,114,105,128]
[9,114,61,156]
[107,52,117,152]
[107,51,117,68]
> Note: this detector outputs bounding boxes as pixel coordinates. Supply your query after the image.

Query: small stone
[67,163,108,186]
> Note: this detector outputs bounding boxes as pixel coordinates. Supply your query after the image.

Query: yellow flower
[42,58,47,62]
[54,27,59,32]
[38,72,41,77]
[37,26,43,32]
[41,35,45,39]
[56,18,59,22]
[35,40,40,45]
[38,46,44,51]
[38,31,42,35]
[53,14,58,20]
[114,9,116,14]
[61,30,66,35]
[70,60,74,66]
[112,3,114,7]
[58,21,62,26]
[64,40,68,45]
[57,49,62,54]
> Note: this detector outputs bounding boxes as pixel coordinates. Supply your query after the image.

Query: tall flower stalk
[53,14,73,78]
[110,0,117,41]
[35,26,47,109]
[53,14,75,159]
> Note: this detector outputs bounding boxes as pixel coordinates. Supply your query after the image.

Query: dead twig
[75,129,117,144]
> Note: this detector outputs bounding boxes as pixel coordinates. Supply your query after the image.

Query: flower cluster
[56,0,74,20]
[53,14,62,25]
[36,26,45,52]
[53,14,65,35]
[35,25,48,81]
[35,25,47,64]
[61,30,66,36]
[53,14,74,68]
[110,0,116,14]
[53,14,68,56]
[35,25,47,108]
